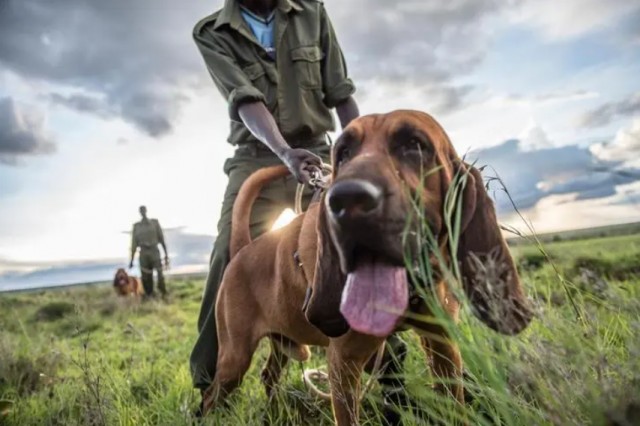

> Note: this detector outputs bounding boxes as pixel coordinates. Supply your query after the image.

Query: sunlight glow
[271,209,298,231]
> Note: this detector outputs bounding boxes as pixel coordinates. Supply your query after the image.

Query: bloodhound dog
[204,110,533,425]
[113,268,142,297]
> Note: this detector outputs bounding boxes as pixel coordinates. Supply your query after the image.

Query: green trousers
[139,248,166,296]
[190,141,331,390]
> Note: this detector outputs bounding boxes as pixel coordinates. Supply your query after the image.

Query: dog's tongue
[340,254,408,337]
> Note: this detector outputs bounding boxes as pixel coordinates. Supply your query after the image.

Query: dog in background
[113,268,142,297]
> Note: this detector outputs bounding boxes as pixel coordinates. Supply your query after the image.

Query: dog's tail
[230,165,290,258]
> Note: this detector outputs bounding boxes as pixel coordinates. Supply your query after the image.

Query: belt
[236,134,329,155]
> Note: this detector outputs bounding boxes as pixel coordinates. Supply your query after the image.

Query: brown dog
[113,268,142,297]
[205,110,533,425]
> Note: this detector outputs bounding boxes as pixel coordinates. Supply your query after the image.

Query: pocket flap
[291,46,323,62]
[242,62,266,81]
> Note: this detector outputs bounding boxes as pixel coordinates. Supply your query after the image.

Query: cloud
[326,0,639,114]
[578,93,640,128]
[162,227,213,266]
[590,118,640,165]
[628,11,640,45]
[331,0,499,74]
[0,0,513,127]
[469,136,640,214]
[0,0,209,137]
[479,90,598,109]
[47,93,116,120]
[506,0,640,40]
[0,97,56,164]
[422,84,475,115]
[533,90,599,104]
[500,189,640,234]
[326,0,633,114]
[326,0,504,112]
[2,0,633,129]
[476,90,599,114]
[518,119,554,150]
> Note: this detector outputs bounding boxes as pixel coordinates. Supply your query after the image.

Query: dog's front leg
[421,333,463,402]
[328,334,383,426]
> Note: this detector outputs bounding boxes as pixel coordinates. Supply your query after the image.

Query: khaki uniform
[189,0,355,390]
[131,218,167,296]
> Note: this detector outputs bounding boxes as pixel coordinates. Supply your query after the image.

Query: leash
[294,163,333,215]
[296,161,384,402]
[302,342,386,402]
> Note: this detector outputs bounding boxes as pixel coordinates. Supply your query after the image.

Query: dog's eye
[337,146,351,166]
[399,138,425,156]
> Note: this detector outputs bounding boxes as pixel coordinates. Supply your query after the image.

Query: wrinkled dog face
[115,269,128,287]
[326,111,449,272]
[323,111,453,337]
[306,110,533,338]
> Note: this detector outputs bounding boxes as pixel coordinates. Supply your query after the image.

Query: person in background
[129,205,169,298]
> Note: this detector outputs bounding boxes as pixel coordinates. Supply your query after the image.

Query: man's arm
[155,221,169,264]
[238,102,323,183]
[194,26,321,184]
[194,26,265,122]
[129,226,137,269]
[335,96,359,129]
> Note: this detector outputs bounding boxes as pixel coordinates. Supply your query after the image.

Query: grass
[1,232,639,425]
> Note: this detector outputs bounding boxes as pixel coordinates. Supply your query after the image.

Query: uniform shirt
[193,0,356,146]
[131,218,165,250]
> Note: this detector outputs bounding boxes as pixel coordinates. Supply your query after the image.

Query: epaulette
[193,10,222,35]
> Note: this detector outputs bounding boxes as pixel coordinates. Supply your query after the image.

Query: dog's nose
[327,179,382,221]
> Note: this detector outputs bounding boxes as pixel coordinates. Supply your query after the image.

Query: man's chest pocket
[291,46,323,90]
[242,62,269,89]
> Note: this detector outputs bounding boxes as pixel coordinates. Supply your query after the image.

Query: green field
[1,233,639,425]
[506,221,640,246]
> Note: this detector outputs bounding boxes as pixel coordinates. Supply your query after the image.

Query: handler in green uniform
[189,0,360,401]
[129,205,169,297]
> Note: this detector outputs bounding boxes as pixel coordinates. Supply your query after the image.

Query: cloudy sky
[1,0,639,289]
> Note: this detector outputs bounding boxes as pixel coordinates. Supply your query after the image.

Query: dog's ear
[113,269,122,287]
[303,199,350,338]
[452,163,533,335]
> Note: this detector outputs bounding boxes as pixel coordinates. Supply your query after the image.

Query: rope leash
[294,163,333,215]
[295,163,384,401]
[302,342,387,402]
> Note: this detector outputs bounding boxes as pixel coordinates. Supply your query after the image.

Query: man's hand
[281,148,323,185]
[164,256,170,269]
[237,103,324,185]
[128,260,134,269]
